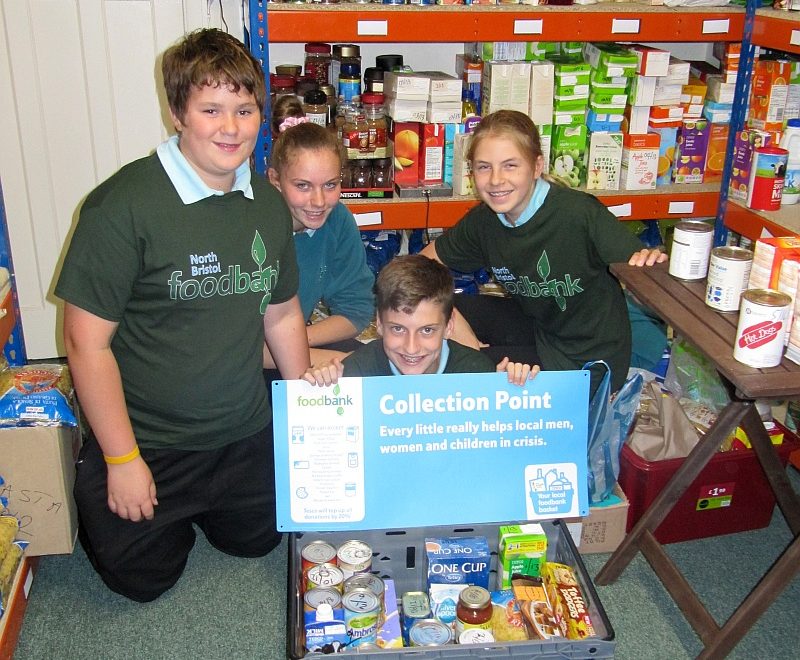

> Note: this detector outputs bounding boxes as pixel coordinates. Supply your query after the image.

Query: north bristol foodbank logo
[492,251,582,312]
[296,383,353,416]
[168,231,277,314]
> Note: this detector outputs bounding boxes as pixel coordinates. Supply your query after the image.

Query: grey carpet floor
[12,467,800,660]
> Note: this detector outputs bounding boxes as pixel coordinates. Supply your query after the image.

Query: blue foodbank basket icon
[529,470,574,516]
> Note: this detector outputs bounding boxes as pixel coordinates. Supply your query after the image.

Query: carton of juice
[673,118,710,184]
[648,124,679,187]
[728,128,772,202]
[391,121,421,187]
[419,123,445,185]
[703,122,730,184]
[586,132,623,191]
[748,59,791,133]
[550,124,588,188]
[621,132,660,190]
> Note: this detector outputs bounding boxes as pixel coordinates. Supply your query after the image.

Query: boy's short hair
[375,255,454,320]
[162,28,266,121]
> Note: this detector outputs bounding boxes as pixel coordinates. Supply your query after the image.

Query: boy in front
[55,29,309,602]
[303,254,538,386]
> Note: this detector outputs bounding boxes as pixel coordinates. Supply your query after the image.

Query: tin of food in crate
[272,371,591,533]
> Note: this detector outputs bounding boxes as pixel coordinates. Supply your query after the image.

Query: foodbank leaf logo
[537,251,566,312]
[251,231,272,314]
[333,384,344,415]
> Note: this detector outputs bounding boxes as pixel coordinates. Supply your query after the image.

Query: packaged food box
[628,74,656,107]
[384,71,431,100]
[630,44,671,77]
[529,62,555,122]
[586,110,624,133]
[419,123,445,185]
[586,131,623,191]
[391,122,421,187]
[728,128,773,202]
[550,124,588,188]
[619,427,798,544]
[748,59,791,133]
[497,523,548,588]
[648,124,678,187]
[673,118,710,184]
[623,104,651,135]
[703,122,730,183]
[621,132,660,190]
[451,132,474,196]
[287,520,615,659]
[482,60,531,115]
[553,109,586,127]
[425,535,491,590]
[582,42,638,79]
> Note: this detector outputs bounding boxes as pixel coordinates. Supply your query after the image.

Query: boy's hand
[496,357,541,386]
[302,358,344,387]
[628,248,668,267]
[107,458,158,522]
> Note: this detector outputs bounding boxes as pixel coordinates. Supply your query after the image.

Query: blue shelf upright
[0,179,28,366]
[247,0,272,175]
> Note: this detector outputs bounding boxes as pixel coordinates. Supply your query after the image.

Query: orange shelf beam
[266,6,744,44]
[347,188,720,230]
[724,201,799,242]
[753,10,800,55]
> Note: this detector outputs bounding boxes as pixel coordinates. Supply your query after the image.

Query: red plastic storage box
[619,424,798,544]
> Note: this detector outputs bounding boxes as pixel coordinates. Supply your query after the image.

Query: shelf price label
[353,211,383,227]
[611,18,640,35]
[668,201,695,215]
[608,203,632,218]
[792,30,800,48]
[513,19,543,36]
[702,19,730,35]
[357,20,388,37]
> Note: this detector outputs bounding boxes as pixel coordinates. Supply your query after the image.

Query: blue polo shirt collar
[156,135,253,204]
[498,178,550,228]
[389,339,450,376]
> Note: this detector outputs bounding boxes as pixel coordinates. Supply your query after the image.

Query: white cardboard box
[0,425,81,556]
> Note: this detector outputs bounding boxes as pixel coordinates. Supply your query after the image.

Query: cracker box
[497,523,548,588]
[728,128,772,202]
[673,118,710,184]
[703,122,730,183]
[622,132,659,190]
[586,132,623,191]
[391,121,421,187]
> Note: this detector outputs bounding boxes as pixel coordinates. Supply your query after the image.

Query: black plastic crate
[288,519,615,658]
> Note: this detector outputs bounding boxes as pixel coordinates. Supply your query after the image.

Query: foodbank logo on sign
[296,384,353,416]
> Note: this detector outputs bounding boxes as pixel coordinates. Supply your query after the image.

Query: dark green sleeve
[584,196,644,265]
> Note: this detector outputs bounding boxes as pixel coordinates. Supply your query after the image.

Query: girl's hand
[496,357,541,386]
[628,248,668,267]
[302,359,344,386]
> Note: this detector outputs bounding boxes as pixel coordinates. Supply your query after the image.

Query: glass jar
[330,44,361,91]
[271,74,296,104]
[319,84,337,126]
[274,63,301,78]
[351,159,372,189]
[372,158,392,189]
[338,62,362,104]
[375,54,403,73]
[454,587,492,640]
[361,92,387,153]
[341,108,368,153]
[363,67,384,94]
[304,42,331,85]
[295,76,318,103]
[303,89,328,127]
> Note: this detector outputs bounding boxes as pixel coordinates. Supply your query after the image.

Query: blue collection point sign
[272,370,589,532]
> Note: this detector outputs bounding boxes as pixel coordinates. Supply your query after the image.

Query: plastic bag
[663,336,730,413]
[584,361,644,504]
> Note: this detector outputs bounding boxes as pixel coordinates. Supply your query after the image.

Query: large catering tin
[288,520,615,659]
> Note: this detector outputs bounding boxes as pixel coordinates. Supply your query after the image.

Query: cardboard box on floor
[0,425,81,556]
[564,482,629,554]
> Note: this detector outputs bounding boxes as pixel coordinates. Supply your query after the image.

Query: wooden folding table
[596,262,800,660]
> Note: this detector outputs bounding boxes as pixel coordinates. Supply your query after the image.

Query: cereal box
[673,118,710,184]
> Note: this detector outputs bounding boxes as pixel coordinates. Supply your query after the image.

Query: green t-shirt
[435,184,642,392]
[55,154,298,449]
[342,339,496,377]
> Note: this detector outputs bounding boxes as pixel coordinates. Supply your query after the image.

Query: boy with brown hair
[304,254,538,385]
[55,28,309,602]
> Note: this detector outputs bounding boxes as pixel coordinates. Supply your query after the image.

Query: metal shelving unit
[249,3,769,231]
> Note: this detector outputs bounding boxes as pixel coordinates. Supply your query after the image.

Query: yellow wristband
[103,445,140,465]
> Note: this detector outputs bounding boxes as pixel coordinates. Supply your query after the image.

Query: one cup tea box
[497,523,548,589]
[425,536,491,628]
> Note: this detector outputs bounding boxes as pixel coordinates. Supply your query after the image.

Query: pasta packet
[0,363,77,427]
[0,539,28,611]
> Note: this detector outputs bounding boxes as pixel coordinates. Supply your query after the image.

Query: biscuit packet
[542,562,596,640]
[511,575,562,640]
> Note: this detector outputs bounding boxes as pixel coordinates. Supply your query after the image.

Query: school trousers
[74,426,281,602]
